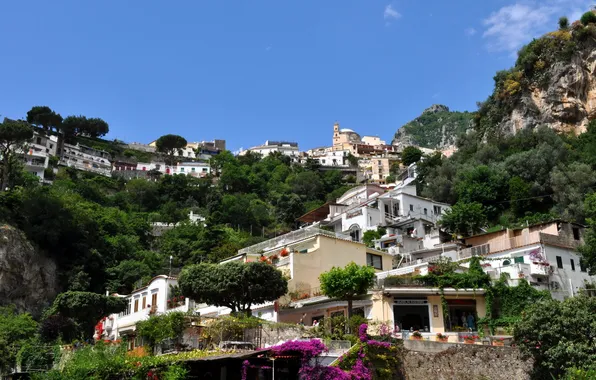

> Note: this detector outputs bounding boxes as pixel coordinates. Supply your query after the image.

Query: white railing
[376,262,429,279]
[275,256,291,267]
[238,226,351,255]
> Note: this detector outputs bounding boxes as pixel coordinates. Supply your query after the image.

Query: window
[570,259,575,271]
[50,144,53,149]
[151,293,158,309]
[192,167,196,171]
[142,297,146,309]
[134,299,139,313]
[409,204,414,212]
[367,253,383,270]
[433,206,442,215]
[423,208,427,215]
[180,167,184,172]
[202,168,208,172]
[350,229,360,242]
[502,259,511,266]
[580,260,587,272]
[573,227,580,240]
[514,256,524,264]
[556,256,563,269]
[36,137,42,144]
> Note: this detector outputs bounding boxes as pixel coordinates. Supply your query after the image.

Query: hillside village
[2,9,596,380]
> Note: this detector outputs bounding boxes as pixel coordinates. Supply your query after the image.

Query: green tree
[362,229,382,248]
[179,261,288,315]
[61,115,109,138]
[439,202,487,237]
[401,146,423,166]
[558,16,569,30]
[44,291,127,340]
[155,134,187,165]
[581,11,596,26]
[0,306,38,374]
[136,312,186,349]
[579,192,596,274]
[550,163,596,223]
[514,295,596,379]
[319,262,376,322]
[0,119,34,190]
[26,106,62,132]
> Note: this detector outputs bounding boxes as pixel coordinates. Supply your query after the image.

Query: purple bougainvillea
[358,323,369,342]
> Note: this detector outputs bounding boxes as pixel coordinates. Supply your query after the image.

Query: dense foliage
[579,192,596,274]
[43,291,127,341]
[136,312,186,349]
[395,107,473,149]
[514,295,596,379]
[179,261,288,314]
[0,306,38,374]
[417,124,596,234]
[319,262,376,321]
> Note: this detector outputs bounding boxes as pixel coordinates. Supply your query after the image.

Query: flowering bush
[411,331,423,338]
[463,334,479,342]
[269,339,327,362]
[436,333,448,340]
[280,248,289,257]
[359,323,369,342]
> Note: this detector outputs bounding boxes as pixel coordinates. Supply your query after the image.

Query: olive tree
[319,262,376,321]
[179,261,288,315]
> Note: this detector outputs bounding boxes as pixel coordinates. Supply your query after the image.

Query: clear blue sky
[0,1,589,151]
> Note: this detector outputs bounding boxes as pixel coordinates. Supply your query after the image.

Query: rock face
[499,52,596,135]
[392,104,474,149]
[0,225,60,317]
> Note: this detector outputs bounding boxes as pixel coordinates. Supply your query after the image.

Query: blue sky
[0,0,590,151]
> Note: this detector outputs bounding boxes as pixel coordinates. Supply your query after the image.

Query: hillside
[475,15,596,139]
[392,105,474,149]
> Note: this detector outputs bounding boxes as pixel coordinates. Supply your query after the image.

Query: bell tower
[333,122,340,148]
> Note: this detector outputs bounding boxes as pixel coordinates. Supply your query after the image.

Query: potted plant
[492,337,506,346]
[259,255,268,263]
[463,335,479,344]
[436,333,448,342]
[411,331,423,340]
[270,254,279,264]
[280,247,289,257]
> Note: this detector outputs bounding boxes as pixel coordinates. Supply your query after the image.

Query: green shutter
[514,256,524,263]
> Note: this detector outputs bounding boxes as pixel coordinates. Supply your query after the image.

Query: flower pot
[411,336,423,341]
[464,340,476,344]
[438,338,449,343]
[492,341,505,346]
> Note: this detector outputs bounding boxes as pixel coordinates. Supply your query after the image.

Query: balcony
[238,226,351,256]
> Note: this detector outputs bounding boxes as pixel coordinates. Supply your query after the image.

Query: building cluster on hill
[96,164,596,348]
[22,120,439,185]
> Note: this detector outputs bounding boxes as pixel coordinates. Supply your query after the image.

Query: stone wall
[403,340,532,380]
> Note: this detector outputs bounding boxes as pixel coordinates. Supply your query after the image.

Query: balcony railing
[238,226,351,256]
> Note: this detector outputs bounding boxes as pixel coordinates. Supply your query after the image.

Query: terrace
[238,226,351,256]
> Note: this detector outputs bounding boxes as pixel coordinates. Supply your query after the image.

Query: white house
[60,142,112,177]
[22,132,58,181]
[176,161,211,177]
[239,141,299,158]
[98,275,194,348]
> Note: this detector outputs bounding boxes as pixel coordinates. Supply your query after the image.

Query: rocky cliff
[392,105,474,149]
[0,225,60,317]
[475,22,596,138]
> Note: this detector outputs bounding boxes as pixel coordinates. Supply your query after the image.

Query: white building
[361,136,386,146]
[176,161,210,177]
[305,149,351,167]
[98,275,195,347]
[239,141,299,158]
[22,132,58,181]
[60,142,112,177]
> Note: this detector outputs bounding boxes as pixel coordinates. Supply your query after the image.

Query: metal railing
[238,226,351,255]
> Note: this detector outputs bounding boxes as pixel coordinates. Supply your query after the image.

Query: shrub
[559,16,569,30]
[580,11,596,26]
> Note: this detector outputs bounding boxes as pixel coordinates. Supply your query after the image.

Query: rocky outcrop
[499,52,596,135]
[392,105,474,149]
[0,225,59,317]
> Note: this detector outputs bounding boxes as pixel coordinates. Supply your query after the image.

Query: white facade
[240,141,299,158]
[99,275,194,341]
[176,161,211,177]
[361,136,386,146]
[60,142,112,177]
[20,132,58,182]
[304,149,351,167]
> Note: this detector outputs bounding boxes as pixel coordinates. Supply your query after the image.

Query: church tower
[333,122,340,149]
